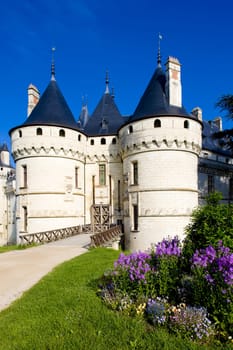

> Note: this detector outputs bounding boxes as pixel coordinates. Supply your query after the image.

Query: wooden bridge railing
[90,225,122,247]
[19,224,92,245]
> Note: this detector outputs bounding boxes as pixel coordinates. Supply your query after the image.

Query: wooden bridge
[19,224,122,248]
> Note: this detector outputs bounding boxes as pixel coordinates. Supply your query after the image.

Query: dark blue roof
[202,120,231,156]
[18,79,78,131]
[0,143,9,152]
[84,91,124,136]
[129,66,192,122]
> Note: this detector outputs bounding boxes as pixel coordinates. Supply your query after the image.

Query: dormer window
[59,129,65,137]
[36,128,42,135]
[154,119,161,128]
[184,120,189,129]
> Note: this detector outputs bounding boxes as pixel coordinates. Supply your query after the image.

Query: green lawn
[0,248,231,350]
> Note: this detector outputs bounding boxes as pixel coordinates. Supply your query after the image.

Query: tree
[213,94,233,152]
[182,192,233,271]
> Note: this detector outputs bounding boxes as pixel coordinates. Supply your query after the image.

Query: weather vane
[158,33,162,49]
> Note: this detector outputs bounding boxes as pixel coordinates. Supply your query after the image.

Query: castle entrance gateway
[91,204,111,232]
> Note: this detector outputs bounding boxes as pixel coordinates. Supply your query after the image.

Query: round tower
[9,63,85,240]
[119,55,202,251]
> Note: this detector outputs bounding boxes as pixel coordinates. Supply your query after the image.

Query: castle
[1,49,233,250]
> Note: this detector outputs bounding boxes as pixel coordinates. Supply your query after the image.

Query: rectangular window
[132,161,138,185]
[22,165,27,188]
[75,167,79,188]
[133,205,138,231]
[229,178,233,200]
[208,175,214,193]
[109,175,112,205]
[118,180,121,211]
[99,164,106,185]
[92,175,95,205]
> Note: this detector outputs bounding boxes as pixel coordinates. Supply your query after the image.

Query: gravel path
[0,234,90,312]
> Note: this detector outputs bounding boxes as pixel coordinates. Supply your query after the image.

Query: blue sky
[1,0,233,151]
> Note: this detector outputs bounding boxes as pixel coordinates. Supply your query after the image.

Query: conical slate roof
[22,79,79,130]
[129,65,190,123]
[0,143,9,151]
[84,79,124,136]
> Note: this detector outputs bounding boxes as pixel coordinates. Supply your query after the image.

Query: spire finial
[157,33,162,67]
[51,47,56,80]
[105,70,110,94]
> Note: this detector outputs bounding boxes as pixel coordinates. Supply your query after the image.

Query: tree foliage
[182,192,233,268]
[213,94,233,152]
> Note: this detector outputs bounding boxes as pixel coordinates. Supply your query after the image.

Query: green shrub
[182,192,233,271]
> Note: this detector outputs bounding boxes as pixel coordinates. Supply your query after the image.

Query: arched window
[90,139,94,145]
[112,137,116,144]
[154,119,161,128]
[78,134,81,141]
[19,130,22,138]
[128,125,133,134]
[101,138,106,145]
[184,120,189,129]
[36,128,42,135]
[59,129,65,137]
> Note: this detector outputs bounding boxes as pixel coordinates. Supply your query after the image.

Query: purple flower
[192,241,233,287]
[114,251,152,283]
[155,236,181,257]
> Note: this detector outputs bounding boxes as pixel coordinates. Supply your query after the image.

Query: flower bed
[98,237,233,345]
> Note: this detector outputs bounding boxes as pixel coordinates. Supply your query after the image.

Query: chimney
[27,84,40,116]
[213,117,222,131]
[165,56,182,107]
[192,107,202,121]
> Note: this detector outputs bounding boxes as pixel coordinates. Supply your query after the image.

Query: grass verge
[0,243,38,253]
[0,248,231,350]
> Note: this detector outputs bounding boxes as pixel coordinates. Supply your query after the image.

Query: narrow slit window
[133,205,138,231]
[22,165,27,188]
[23,206,28,232]
[128,125,133,134]
[75,167,79,188]
[132,161,138,185]
[184,120,189,129]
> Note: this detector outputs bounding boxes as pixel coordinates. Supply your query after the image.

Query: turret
[0,143,10,166]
